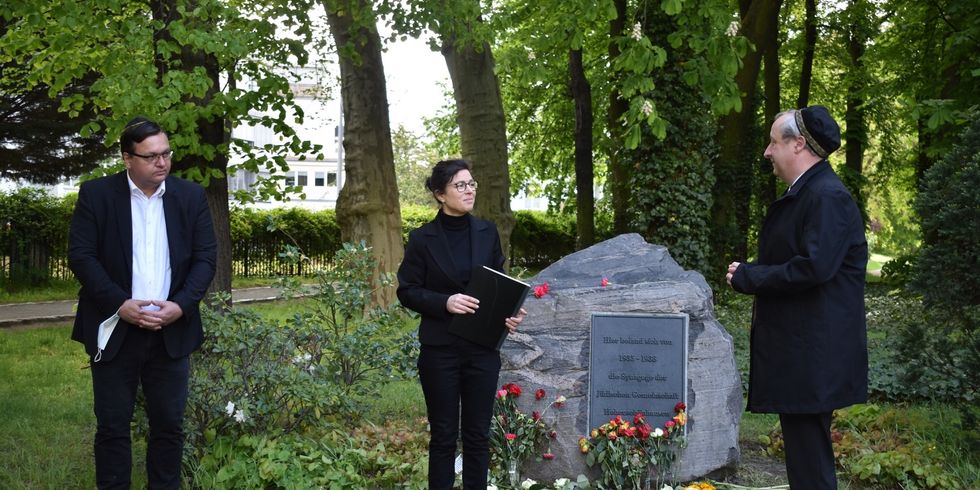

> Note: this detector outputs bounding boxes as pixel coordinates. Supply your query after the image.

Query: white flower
[641,99,654,117]
[661,485,674,490]
[554,478,570,489]
[521,479,538,489]
[631,22,643,41]
[487,485,498,490]
[234,409,247,423]
[554,395,566,405]
[726,20,739,36]
[527,50,536,61]
[225,401,235,416]
[654,427,665,437]
[292,353,312,365]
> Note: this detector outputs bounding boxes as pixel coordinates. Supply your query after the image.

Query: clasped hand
[119,299,184,331]
[447,294,527,334]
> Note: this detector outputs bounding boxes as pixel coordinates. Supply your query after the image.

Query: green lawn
[0,324,150,489]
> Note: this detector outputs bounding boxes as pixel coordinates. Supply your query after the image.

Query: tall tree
[0,70,113,183]
[711,0,783,272]
[841,0,870,221]
[568,47,595,249]
[796,0,817,108]
[436,1,515,258]
[323,0,403,304]
[607,0,631,234]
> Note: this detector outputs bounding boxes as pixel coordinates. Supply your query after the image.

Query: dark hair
[120,116,165,155]
[425,159,472,203]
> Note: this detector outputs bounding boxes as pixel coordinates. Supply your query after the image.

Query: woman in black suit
[397,159,526,489]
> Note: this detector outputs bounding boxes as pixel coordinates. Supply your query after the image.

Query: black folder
[448,266,531,350]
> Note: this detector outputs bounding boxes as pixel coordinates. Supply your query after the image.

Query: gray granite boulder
[500,233,741,484]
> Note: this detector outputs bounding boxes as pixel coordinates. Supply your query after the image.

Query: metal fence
[0,236,333,285]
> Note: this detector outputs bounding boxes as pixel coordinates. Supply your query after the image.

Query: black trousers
[91,327,190,490]
[779,412,837,490]
[418,338,501,490]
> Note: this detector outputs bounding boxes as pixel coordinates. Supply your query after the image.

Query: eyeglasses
[451,180,478,192]
[127,150,173,163]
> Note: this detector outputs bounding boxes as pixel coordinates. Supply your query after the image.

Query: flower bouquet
[579,402,688,490]
[489,382,565,487]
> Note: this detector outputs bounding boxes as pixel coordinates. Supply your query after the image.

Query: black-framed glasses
[451,180,478,192]
[127,149,173,162]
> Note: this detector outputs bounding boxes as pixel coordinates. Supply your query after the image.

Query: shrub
[509,211,577,269]
[905,115,980,402]
[181,242,419,481]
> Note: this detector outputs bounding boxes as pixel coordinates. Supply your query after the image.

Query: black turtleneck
[438,210,472,284]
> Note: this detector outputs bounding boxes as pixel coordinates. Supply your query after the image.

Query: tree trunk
[607,0,630,234]
[440,32,515,263]
[568,48,595,250]
[796,0,817,109]
[761,8,781,207]
[711,0,782,271]
[844,0,868,221]
[325,0,403,305]
[153,0,232,302]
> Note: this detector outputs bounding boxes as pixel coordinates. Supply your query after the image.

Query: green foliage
[912,116,980,323]
[182,242,419,481]
[393,125,442,208]
[902,116,980,402]
[833,404,977,489]
[627,30,717,276]
[0,0,321,197]
[509,211,577,269]
[0,188,75,287]
[191,422,428,489]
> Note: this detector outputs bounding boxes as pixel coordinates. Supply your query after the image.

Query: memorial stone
[499,234,741,483]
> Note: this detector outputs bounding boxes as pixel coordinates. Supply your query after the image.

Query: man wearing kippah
[725,106,868,489]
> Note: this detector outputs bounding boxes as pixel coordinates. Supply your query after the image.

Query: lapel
[113,172,133,280]
[162,177,181,295]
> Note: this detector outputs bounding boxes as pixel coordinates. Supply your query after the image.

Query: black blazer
[396,213,505,346]
[68,171,217,361]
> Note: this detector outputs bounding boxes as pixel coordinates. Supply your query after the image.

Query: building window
[284,173,295,187]
[315,172,325,187]
[297,171,308,186]
[327,172,337,186]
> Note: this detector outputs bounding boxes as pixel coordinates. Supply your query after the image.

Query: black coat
[68,171,217,361]
[396,213,505,346]
[731,161,868,413]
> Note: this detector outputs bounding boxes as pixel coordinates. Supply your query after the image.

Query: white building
[227,66,346,211]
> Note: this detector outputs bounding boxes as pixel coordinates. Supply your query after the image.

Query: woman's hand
[504,308,528,334]
[446,293,479,314]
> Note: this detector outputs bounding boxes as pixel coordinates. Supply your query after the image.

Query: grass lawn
[0,323,149,489]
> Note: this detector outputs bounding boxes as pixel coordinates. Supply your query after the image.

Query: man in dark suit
[726,106,868,490]
[69,116,217,489]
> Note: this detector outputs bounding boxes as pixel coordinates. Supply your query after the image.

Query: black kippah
[794,105,841,158]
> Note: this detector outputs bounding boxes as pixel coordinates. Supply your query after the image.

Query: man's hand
[726,261,742,287]
[144,300,184,327]
[118,299,161,331]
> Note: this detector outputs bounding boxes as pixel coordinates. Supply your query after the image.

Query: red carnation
[503,383,522,397]
[542,452,555,460]
[674,401,686,412]
[532,411,541,422]
[535,388,546,400]
[665,420,676,429]
[505,433,517,441]
[601,277,609,287]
